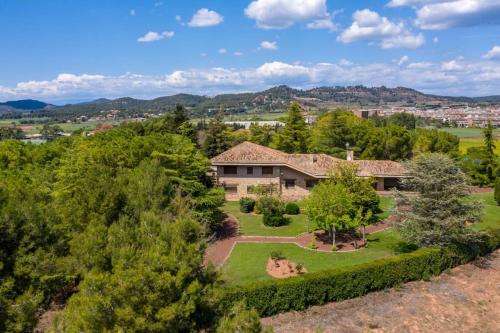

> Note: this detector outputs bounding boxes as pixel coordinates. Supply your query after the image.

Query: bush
[239,197,256,213]
[270,251,285,261]
[260,196,289,227]
[220,233,499,317]
[285,202,300,215]
[495,177,500,206]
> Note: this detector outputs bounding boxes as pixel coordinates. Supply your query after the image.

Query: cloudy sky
[1,0,500,103]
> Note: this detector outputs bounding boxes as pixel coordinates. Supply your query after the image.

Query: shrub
[270,251,285,261]
[296,263,304,274]
[220,233,499,317]
[239,197,256,213]
[285,202,300,215]
[495,177,500,206]
[331,244,337,252]
[260,196,289,227]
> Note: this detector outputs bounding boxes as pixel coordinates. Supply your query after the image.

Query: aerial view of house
[211,141,406,200]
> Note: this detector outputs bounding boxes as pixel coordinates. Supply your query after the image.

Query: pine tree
[396,153,484,247]
[274,102,309,153]
[203,108,230,158]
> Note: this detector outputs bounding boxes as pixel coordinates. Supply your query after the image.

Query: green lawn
[221,193,499,285]
[223,201,308,237]
[221,229,410,285]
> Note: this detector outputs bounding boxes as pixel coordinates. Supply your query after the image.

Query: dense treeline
[0,107,265,332]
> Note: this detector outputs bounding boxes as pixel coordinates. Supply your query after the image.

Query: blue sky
[1,0,499,103]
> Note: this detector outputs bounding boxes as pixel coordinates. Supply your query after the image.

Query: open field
[438,127,500,138]
[263,248,500,333]
[0,120,120,134]
[459,137,500,154]
[221,193,499,285]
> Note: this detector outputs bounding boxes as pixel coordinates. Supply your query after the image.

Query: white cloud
[130,9,136,16]
[433,36,439,43]
[245,0,329,29]
[260,41,278,50]
[391,0,500,30]
[218,48,227,54]
[137,31,174,42]
[3,58,500,102]
[483,46,500,60]
[234,51,244,56]
[338,9,425,49]
[187,8,223,27]
[398,56,409,66]
[306,17,338,31]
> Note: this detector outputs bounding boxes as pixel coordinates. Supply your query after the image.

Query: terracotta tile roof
[211,141,405,177]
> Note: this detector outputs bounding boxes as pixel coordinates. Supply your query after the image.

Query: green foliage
[412,128,460,157]
[305,181,354,243]
[0,126,24,140]
[239,197,256,213]
[260,196,289,227]
[216,301,264,333]
[203,109,231,158]
[0,128,227,331]
[219,236,499,317]
[397,153,485,247]
[495,177,500,206]
[270,251,285,261]
[285,202,300,215]
[249,124,275,147]
[273,102,309,153]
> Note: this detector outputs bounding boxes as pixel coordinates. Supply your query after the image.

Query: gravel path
[262,249,500,333]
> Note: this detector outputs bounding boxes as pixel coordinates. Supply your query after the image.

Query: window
[223,183,238,193]
[262,166,273,175]
[305,179,318,189]
[284,179,295,189]
[247,167,254,175]
[223,166,237,175]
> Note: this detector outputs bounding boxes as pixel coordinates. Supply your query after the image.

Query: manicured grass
[376,196,395,220]
[221,229,410,285]
[470,192,500,233]
[221,193,499,285]
[459,138,500,155]
[223,196,395,237]
[223,201,308,237]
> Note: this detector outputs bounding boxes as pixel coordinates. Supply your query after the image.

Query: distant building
[224,121,285,129]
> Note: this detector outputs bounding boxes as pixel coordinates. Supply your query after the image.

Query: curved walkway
[204,214,397,268]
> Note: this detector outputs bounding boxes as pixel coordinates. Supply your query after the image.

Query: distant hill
[2,86,499,120]
[0,99,53,110]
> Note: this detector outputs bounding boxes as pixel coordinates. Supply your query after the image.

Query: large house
[211,141,406,200]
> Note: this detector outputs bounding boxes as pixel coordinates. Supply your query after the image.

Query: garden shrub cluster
[285,202,300,215]
[260,196,290,227]
[239,197,256,213]
[220,234,499,317]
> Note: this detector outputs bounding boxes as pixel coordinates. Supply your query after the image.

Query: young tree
[495,177,500,206]
[396,153,484,247]
[305,181,354,245]
[274,102,309,153]
[203,109,231,158]
[249,124,274,146]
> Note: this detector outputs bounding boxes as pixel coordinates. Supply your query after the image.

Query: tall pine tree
[274,102,309,153]
[203,108,230,158]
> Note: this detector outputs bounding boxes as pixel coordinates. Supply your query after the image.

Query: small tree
[305,181,354,246]
[216,301,263,333]
[203,108,231,158]
[396,153,484,247]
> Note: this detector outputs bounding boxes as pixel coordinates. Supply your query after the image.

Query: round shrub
[263,214,290,227]
[260,196,289,227]
[285,202,300,215]
[239,197,256,213]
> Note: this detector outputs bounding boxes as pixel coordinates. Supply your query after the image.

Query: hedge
[220,233,499,317]
[285,202,300,215]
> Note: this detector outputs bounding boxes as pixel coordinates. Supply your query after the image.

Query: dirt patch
[262,250,500,333]
[266,258,307,279]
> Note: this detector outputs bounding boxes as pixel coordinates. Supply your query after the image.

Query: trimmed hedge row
[220,234,499,317]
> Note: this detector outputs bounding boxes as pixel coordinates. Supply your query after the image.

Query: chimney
[346,150,354,161]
